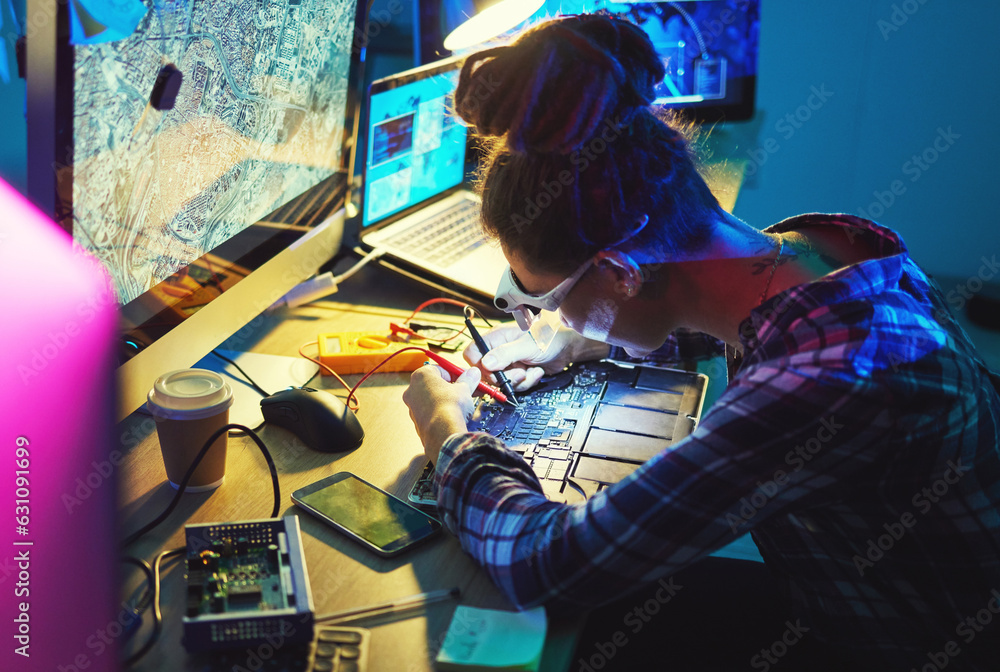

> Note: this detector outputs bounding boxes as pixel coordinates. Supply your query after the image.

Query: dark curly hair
[453,13,723,275]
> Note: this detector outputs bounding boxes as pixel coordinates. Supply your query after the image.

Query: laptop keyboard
[382,198,484,268]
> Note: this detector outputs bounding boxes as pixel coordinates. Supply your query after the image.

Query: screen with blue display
[363,67,467,227]
[603,0,760,121]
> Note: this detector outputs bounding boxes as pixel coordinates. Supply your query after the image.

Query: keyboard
[408,361,708,508]
[382,198,483,268]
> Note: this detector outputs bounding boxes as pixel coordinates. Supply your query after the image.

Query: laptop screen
[362,62,467,228]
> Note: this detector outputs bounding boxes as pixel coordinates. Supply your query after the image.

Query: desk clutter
[189,626,370,672]
[118,296,708,670]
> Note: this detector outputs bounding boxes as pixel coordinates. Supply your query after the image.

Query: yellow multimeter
[316,331,427,374]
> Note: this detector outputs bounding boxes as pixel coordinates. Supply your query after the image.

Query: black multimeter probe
[464,312,520,406]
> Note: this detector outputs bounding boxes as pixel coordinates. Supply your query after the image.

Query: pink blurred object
[0,178,121,672]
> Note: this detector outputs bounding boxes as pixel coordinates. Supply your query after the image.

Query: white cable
[268,248,387,311]
[333,247,387,285]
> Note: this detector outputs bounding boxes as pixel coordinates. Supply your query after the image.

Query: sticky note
[436,605,547,671]
[69,0,147,45]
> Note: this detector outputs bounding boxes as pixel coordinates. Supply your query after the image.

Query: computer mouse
[260,387,364,453]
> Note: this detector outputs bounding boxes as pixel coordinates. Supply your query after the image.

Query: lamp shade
[443,0,546,51]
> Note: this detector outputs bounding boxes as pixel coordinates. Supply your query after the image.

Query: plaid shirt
[433,215,1000,668]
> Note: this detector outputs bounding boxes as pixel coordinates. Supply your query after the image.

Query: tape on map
[69,0,147,45]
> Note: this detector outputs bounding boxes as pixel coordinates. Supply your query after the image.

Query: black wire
[408,322,464,336]
[211,349,272,398]
[121,547,185,668]
[122,423,281,547]
[121,555,154,612]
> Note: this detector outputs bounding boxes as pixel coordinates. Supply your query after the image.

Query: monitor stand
[195,349,320,429]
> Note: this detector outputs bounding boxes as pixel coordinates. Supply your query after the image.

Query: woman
[402,14,1000,669]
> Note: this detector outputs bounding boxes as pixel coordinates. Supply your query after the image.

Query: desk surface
[116,159,746,670]
[117,262,581,672]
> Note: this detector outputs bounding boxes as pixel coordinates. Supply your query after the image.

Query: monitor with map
[26,0,367,418]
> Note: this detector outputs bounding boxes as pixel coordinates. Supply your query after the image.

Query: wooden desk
[116,263,580,671]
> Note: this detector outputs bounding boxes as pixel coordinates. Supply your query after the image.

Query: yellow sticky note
[436,606,547,671]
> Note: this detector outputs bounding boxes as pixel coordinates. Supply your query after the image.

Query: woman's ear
[595,249,645,298]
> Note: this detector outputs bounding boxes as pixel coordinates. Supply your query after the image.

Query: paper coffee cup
[147,369,234,492]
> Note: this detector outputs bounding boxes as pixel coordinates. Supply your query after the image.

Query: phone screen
[293,473,440,555]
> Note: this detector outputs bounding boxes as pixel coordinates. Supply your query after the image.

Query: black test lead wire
[463,306,520,406]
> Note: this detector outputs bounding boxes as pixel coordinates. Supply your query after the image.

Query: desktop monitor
[25,0,368,420]
[417,0,760,123]
[601,0,760,122]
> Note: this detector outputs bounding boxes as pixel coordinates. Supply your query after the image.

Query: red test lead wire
[422,350,512,406]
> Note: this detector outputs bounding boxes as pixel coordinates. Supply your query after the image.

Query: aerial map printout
[72,0,357,304]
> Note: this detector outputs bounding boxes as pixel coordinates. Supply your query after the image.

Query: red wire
[298,340,360,412]
[401,298,490,345]
[302,299,493,410]
[401,298,471,324]
[346,346,434,409]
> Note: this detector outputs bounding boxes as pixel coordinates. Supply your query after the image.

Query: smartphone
[291,472,442,557]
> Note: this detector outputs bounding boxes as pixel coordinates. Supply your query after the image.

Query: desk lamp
[443,0,546,51]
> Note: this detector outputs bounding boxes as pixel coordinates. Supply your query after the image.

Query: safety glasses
[493,256,594,330]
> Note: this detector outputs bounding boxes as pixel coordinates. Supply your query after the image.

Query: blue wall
[721,0,1000,280]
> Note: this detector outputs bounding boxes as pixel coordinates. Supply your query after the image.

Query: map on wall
[71,0,358,304]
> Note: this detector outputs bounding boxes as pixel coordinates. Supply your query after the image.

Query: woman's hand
[403,364,482,465]
[464,322,610,391]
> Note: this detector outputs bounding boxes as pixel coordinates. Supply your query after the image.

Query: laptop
[408,359,709,507]
[354,56,507,302]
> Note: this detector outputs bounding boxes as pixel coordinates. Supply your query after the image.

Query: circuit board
[186,540,288,617]
[409,360,707,507]
[183,517,314,653]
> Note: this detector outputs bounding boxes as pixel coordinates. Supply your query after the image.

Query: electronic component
[409,360,707,507]
[317,331,427,374]
[307,626,370,672]
[189,625,370,672]
[182,517,314,653]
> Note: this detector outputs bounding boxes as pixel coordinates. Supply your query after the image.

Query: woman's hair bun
[454,14,665,154]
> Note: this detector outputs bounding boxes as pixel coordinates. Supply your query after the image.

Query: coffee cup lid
[147,369,234,420]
